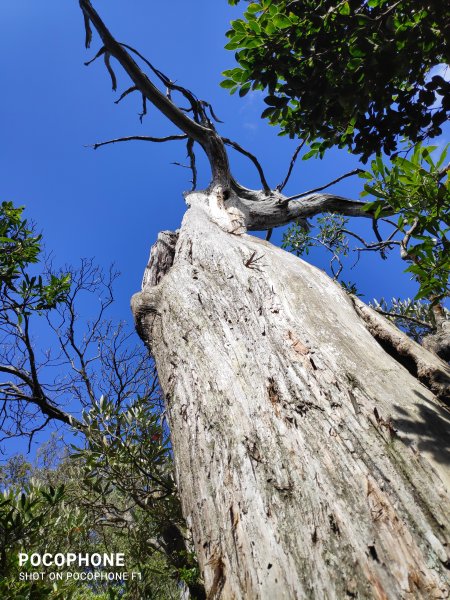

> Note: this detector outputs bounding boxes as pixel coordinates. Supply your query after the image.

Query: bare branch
[242,192,377,231]
[222,137,270,192]
[400,218,419,259]
[88,134,188,150]
[79,0,230,185]
[286,169,363,201]
[186,138,197,191]
[276,140,306,192]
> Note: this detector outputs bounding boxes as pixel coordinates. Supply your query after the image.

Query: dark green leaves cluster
[0,202,70,318]
[224,1,449,159]
[1,202,41,284]
[0,482,85,600]
[72,396,202,596]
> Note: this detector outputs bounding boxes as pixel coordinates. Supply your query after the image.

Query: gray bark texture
[132,190,450,600]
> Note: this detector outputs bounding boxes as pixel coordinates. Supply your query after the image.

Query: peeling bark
[132,192,450,599]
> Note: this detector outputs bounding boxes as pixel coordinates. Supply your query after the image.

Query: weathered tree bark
[132,191,450,600]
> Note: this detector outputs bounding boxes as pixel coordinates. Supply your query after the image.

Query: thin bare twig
[88,134,188,150]
[186,138,197,191]
[114,85,138,105]
[287,169,363,201]
[221,137,270,192]
[276,140,306,192]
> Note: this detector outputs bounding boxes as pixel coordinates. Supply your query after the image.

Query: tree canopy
[224,0,450,159]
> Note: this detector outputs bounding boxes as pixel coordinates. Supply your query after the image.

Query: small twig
[438,163,450,180]
[287,169,363,202]
[82,13,93,48]
[202,101,223,124]
[119,42,204,123]
[309,236,343,279]
[104,52,117,91]
[84,46,106,66]
[400,218,419,259]
[276,140,306,192]
[87,134,188,150]
[186,138,197,191]
[244,251,264,269]
[372,219,383,244]
[222,137,270,192]
[114,85,138,105]
[265,229,273,242]
[339,228,399,253]
[139,94,147,122]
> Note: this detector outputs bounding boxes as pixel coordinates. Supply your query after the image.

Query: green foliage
[71,395,201,598]
[282,213,349,277]
[361,143,449,301]
[282,213,349,258]
[0,480,92,599]
[0,202,41,283]
[0,202,203,598]
[282,143,449,305]
[370,297,447,343]
[224,1,449,159]
[0,448,182,600]
[0,202,71,318]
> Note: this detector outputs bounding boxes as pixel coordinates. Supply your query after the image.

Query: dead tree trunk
[132,191,450,599]
[77,3,450,596]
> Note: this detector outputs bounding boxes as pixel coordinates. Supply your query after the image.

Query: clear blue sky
[1,2,447,455]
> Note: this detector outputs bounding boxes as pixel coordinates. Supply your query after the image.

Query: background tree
[0,202,204,597]
[0,443,182,599]
[74,1,450,598]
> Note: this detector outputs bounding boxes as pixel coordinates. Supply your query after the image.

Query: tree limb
[276,141,306,192]
[88,134,188,150]
[286,169,363,201]
[222,137,270,192]
[372,309,432,331]
[79,0,230,186]
[241,192,376,231]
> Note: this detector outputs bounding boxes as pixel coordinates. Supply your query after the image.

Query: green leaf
[272,13,292,29]
[220,79,237,89]
[246,3,261,14]
[339,2,350,15]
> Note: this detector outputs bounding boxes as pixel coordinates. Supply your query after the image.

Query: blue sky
[1,2,447,454]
